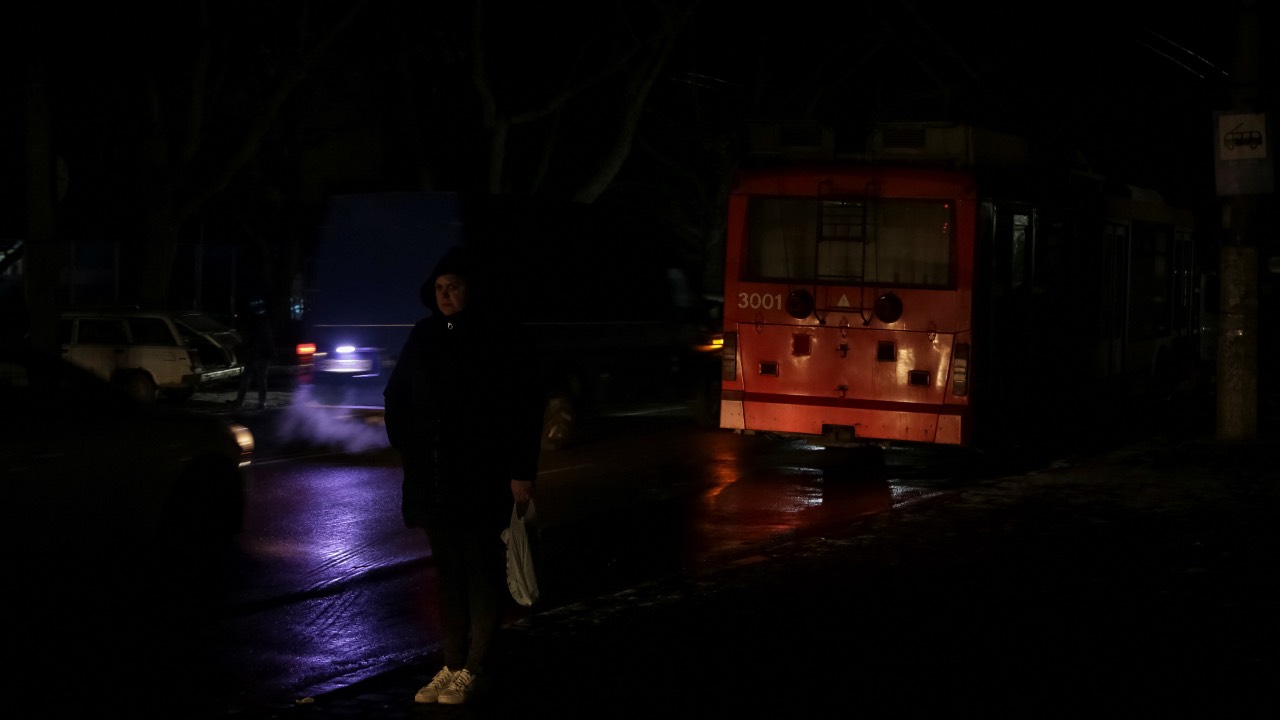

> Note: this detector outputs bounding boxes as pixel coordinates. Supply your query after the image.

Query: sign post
[1212,111,1270,443]
[1214,111,1273,196]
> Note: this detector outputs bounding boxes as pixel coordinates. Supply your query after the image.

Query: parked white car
[59,308,244,403]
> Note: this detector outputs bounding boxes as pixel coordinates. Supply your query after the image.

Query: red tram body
[719,123,1201,448]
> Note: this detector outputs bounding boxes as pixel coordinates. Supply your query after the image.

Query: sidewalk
[228,419,1278,719]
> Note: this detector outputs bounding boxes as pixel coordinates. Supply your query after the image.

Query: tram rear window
[745,197,954,288]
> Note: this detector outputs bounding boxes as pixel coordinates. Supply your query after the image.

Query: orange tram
[718,123,1204,449]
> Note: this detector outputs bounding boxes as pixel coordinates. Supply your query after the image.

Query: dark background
[4,0,1274,339]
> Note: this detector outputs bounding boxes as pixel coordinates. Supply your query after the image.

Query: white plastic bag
[501,499,540,607]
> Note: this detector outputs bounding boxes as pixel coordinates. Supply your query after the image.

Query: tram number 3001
[737,292,785,310]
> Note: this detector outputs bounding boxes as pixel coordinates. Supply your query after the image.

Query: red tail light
[296,343,316,358]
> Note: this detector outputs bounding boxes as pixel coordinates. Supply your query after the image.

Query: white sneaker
[414,666,455,704]
[437,668,477,705]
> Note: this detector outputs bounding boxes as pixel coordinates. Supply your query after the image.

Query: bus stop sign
[1214,111,1273,196]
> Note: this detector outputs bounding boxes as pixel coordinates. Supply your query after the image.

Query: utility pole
[1213,0,1271,443]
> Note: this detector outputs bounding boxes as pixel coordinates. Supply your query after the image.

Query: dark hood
[418,244,478,315]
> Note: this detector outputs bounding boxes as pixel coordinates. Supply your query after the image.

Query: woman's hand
[511,479,533,509]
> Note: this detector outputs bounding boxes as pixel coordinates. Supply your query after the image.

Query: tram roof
[745,121,1032,173]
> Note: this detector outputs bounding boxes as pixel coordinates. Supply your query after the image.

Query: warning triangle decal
[837,294,851,307]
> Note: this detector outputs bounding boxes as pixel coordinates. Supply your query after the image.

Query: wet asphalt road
[200,385,1278,719]
[23,378,1280,719]
[214,425,1276,720]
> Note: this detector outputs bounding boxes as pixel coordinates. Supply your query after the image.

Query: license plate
[320,357,373,373]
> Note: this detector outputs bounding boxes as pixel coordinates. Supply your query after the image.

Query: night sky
[4,0,1272,309]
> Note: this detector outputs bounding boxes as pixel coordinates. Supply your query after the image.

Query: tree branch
[179,1,369,222]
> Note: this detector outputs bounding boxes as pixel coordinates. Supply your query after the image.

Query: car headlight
[693,332,724,353]
[227,422,255,467]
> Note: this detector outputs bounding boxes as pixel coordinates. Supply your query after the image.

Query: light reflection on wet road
[154,411,969,716]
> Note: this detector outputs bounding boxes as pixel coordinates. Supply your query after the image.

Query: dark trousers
[235,359,270,407]
[424,507,508,676]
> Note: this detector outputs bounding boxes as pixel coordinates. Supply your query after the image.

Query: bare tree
[404,1,694,201]
[28,1,368,313]
[131,2,368,307]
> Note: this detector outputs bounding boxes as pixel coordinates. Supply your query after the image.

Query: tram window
[1010,213,1029,289]
[747,197,819,281]
[1130,224,1172,340]
[1101,223,1128,342]
[1035,218,1068,291]
[1173,229,1196,327]
[746,196,953,287]
[859,201,953,287]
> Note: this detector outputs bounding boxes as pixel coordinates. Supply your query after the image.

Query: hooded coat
[383,245,545,528]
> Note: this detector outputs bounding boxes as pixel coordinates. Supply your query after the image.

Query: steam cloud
[274,385,392,454]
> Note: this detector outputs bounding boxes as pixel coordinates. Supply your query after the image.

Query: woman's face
[434,273,469,316]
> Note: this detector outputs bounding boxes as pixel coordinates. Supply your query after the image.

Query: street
[23,383,975,718]
[11,376,1277,719]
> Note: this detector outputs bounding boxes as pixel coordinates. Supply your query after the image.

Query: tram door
[1098,221,1130,378]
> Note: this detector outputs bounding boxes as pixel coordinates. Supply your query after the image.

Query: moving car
[59,308,244,403]
[0,342,254,541]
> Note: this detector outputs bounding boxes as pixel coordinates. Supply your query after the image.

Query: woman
[383,244,544,705]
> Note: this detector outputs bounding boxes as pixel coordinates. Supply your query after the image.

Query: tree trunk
[23,58,60,352]
[137,207,181,309]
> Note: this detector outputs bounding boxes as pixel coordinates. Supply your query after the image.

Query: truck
[294,191,721,449]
